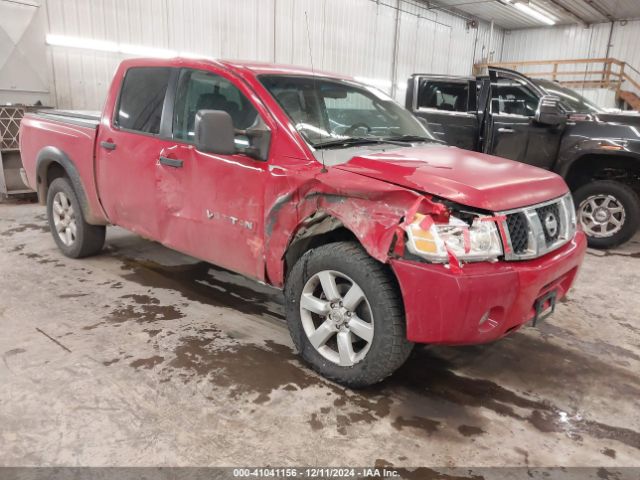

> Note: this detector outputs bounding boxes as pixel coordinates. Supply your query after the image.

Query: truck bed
[33,110,101,129]
[19,109,107,224]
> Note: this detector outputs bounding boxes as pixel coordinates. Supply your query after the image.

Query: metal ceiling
[425,0,640,29]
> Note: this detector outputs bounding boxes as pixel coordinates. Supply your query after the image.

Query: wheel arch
[563,153,640,192]
[35,147,103,224]
[283,213,360,280]
[282,212,404,304]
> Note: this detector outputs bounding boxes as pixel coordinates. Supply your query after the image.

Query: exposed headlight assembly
[405,213,503,263]
[563,193,577,237]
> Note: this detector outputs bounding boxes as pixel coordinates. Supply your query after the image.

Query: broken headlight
[405,213,503,263]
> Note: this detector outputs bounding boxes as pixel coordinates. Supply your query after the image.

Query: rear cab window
[114,67,172,134]
[417,80,470,112]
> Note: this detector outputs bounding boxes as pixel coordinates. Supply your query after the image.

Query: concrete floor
[1,200,639,467]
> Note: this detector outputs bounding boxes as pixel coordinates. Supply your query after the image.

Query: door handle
[100,141,117,150]
[159,156,183,168]
[497,128,515,133]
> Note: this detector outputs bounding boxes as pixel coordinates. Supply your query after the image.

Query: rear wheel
[574,180,640,249]
[284,241,413,387]
[46,177,105,258]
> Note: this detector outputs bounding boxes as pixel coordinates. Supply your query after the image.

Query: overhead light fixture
[46,34,118,53]
[528,2,559,22]
[46,34,183,58]
[513,1,556,25]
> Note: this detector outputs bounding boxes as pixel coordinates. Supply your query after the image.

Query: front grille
[498,194,576,261]
[506,212,529,254]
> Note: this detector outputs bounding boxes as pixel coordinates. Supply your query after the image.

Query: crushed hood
[333,145,568,211]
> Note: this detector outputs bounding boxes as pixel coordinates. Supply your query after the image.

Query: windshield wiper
[314,137,413,149]
[382,134,444,144]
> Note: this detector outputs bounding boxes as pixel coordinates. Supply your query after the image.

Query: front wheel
[574,180,640,249]
[46,177,106,258]
[284,242,413,388]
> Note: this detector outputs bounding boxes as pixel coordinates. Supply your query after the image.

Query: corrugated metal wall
[501,23,611,62]
[609,20,640,78]
[43,0,504,109]
[499,20,640,106]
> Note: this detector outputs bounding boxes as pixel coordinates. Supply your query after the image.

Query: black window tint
[417,81,469,112]
[492,78,539,117]
[116,67,171,134]
[173,69,259,141]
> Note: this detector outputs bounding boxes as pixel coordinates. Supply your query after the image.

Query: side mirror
[194,110,236,155]
[535,95,566,126]
[243,119,272,162]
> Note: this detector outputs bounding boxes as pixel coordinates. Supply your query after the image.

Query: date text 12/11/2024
[232,468,399,478]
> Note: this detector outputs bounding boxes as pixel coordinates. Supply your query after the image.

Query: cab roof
[219,59,353,80]
[117,56,353,81]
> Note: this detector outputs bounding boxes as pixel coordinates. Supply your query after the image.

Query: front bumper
[390,231,587,345]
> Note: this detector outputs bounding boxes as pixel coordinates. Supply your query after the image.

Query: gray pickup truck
[406,67,640,248]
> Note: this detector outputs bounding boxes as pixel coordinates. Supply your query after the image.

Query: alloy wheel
[299,270,374,367]
[52,191,77,246]
[578,194,626,238]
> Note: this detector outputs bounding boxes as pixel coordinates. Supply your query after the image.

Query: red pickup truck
[20,57,586,386]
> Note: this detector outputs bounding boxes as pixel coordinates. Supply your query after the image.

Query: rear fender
[35,147,107,225]
[555,124,640,178]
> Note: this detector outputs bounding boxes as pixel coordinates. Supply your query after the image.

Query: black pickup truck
[406,67,640,248]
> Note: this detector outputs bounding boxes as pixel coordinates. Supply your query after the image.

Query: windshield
[259,75,437,147]
[534,79,602,114]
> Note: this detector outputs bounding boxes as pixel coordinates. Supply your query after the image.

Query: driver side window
[172,69,259,142]
[492,78,539,117]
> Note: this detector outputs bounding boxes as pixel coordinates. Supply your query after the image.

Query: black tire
[46,177,106,258]
[284,241,413,388]
[573,180,640,249]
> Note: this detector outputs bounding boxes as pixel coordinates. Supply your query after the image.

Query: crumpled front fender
[264,168,446,287]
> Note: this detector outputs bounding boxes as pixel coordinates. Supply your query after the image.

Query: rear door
[409,75,478,150]
[485,69,563,169]
[95,66,176,238]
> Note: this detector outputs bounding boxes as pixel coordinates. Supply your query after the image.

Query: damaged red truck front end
[327,145,587,345]
[19,57,586,387]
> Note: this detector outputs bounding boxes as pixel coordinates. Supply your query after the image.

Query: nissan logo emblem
[544,212,559,237]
